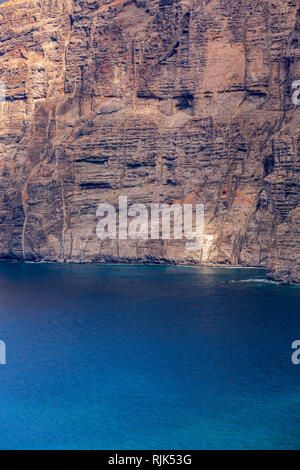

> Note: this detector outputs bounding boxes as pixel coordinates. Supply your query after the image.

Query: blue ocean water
[0,262,299,450]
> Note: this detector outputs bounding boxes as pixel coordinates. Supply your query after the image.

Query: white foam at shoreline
[228,278,300,287]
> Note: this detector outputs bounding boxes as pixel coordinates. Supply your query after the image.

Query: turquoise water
[0,263,299,450]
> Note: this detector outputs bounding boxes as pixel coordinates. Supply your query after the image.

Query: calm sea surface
[0,262,299,450]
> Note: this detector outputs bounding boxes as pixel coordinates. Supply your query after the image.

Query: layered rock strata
[0,0,299,283]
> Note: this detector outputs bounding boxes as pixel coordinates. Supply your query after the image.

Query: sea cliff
[0,0,299,283]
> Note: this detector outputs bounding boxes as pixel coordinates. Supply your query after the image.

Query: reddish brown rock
[0,0,299,283]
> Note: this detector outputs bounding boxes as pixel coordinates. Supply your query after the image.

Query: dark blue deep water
[0,263,299,450]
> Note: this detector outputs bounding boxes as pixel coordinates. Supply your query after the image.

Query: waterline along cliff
[0,0,299,283]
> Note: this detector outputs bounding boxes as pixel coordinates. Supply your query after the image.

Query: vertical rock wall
[0,0,299,283]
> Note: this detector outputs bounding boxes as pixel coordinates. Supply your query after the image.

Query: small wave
[228,278,279,285]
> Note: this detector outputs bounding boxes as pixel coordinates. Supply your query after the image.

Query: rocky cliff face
[0,0,299,283]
